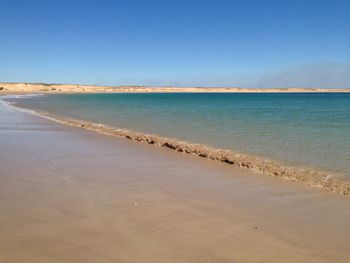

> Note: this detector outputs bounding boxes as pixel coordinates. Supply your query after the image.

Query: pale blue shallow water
[9,93,350,176]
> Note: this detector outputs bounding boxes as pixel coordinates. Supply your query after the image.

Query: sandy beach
[1,100,350,262]
[2,0,349,261]
[1,82,350,95]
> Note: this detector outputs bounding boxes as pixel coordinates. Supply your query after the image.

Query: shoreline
[3,98,350,197]
[2,100,350,262]
[1,82,350,94]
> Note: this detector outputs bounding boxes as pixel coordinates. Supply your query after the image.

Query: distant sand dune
[1,82,349,94]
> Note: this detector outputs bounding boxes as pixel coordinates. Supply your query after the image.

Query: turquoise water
[9,93,350,176]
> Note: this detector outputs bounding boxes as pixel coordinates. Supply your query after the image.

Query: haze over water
[13,93,350,177]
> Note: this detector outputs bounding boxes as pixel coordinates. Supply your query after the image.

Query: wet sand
[1,102,350,262]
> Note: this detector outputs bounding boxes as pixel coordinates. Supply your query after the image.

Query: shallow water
[8,93,350,177]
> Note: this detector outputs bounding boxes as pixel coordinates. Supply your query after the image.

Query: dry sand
[1,102,350,262]
[1,82,349,94]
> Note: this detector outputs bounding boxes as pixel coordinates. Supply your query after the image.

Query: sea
[6,92,350,178]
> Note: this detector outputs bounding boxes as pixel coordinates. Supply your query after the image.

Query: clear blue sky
[0,0,349,88]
